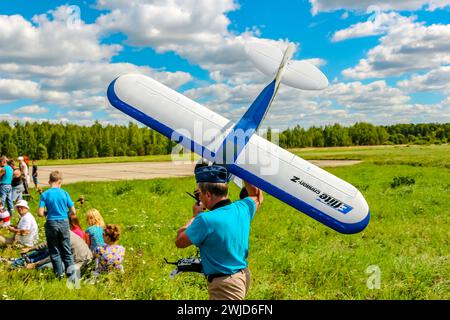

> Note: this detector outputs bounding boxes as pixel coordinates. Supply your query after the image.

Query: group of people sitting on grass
[0,169,125,280]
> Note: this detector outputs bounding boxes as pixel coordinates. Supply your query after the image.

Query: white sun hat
[15,199,29,210]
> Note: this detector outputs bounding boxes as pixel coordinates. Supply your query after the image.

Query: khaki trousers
[207,267,251,300]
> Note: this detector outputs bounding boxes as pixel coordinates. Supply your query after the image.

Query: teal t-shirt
[185,198,256,275]
[86,225,105,251]
[1,165,13,185]
[39,188,74,221]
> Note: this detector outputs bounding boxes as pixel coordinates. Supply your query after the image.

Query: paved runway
[37,160,361,185]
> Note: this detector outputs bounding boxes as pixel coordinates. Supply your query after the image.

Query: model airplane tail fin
[274,43,295,90]
[244,43,296,130]
[213,44,296,164]
[256,43,295,127]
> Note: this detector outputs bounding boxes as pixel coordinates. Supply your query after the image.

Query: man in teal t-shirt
[175,165,263,300]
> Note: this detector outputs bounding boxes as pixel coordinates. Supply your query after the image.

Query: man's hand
[244,181,263,211]
[10,227,30,236]
[37,207,45,217]
[192,202,205,217]
[21,247,32,254]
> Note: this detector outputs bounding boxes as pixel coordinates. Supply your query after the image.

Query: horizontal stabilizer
[246,42,329,90]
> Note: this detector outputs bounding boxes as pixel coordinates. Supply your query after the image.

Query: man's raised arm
[244,181,263,211]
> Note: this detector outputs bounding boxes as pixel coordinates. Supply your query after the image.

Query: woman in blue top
[84,208,105,251]
[0,157,14,217]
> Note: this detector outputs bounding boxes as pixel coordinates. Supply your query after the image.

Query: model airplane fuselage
[107,42,370,234]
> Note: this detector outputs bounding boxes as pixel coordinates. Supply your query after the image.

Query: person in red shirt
[0,200,11,228]
[69,213,84,239]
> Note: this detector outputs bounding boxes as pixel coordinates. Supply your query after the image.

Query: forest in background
[0,121,449,160]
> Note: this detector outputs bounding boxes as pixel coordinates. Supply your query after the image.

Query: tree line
[0,121,173,160]
[277,122,450,148]
[0,121,448,160]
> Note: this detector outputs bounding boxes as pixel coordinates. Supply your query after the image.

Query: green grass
[1,145,449,299]
[291,144,450,168]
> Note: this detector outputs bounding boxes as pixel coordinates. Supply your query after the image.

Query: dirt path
[37,160,361,185]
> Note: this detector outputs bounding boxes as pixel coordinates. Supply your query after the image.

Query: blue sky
[0,0,449,129]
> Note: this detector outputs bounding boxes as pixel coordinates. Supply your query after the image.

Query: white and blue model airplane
[107,42,370,234]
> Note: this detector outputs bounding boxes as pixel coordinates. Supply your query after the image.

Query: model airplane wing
[107,42,370,234]
[229,136,370,234]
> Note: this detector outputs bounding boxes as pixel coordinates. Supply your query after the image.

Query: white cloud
[342,18,450,79]
[0,78,40,102]
[0,7,121,66]
[14,104,48,115]
[180,77,450,128]
[195,36,295,86]
[304,58,327,67]
[272,80,431,127]
[0,61,193,113]
[105,109,141,126]
[397,66,450,93]
[67,111,93,118]
[0,114,53,123]
[332,12,414,42]
[309,0,450,15]
[0,6,159,117]
[441,96,450,106]
[438,97,450,121]
[385,102,450,124]
[426,0,450,11]
[96,0,244,79]
[324,80,411,110]
[96,0,238,49]
[94,0,324,86]
[321,80,449,125]
[1,62,191,91]
[341,11,349,19]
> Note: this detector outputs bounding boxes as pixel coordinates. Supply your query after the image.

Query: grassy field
[38,144,450,168]
[0,145,449,299]
[291,144,450,168]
